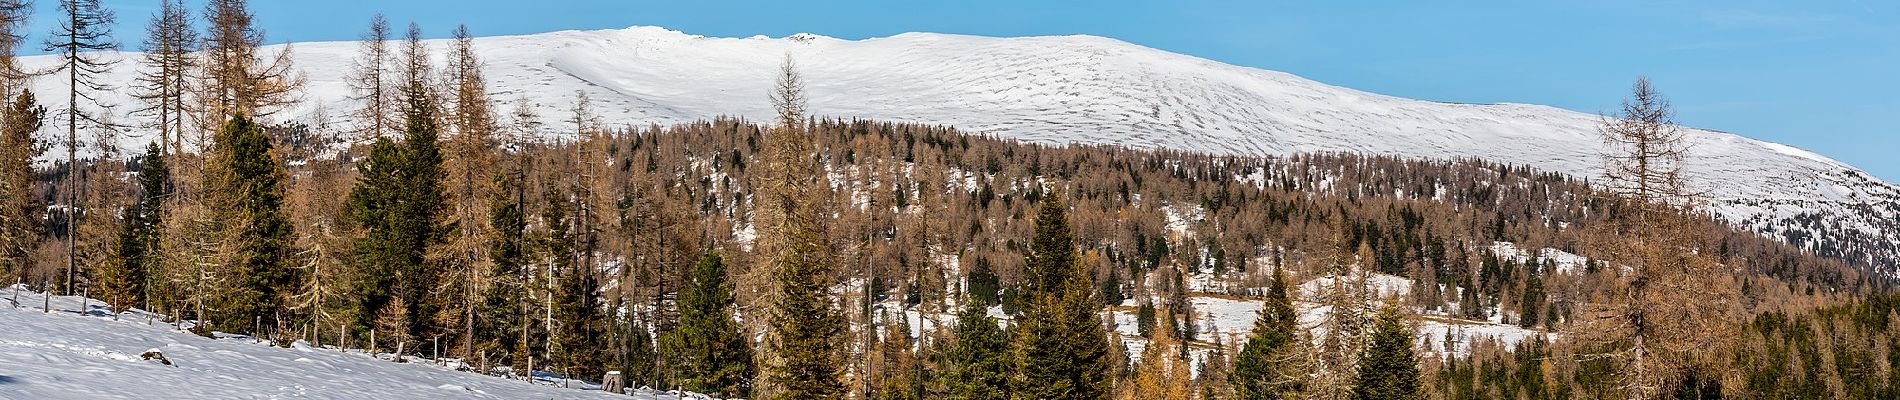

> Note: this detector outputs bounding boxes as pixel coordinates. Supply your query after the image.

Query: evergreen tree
[1519,262,1544,329]
[1352,305,1421,400]
[757,55,844,400]
[0,89,46,280]
[624,320,659,389]
[204,115,294,335]
[1232,266,1309,400]
[943,300,1009,400]
[660,251,755,397]
[99,143,168,312]
[535,187,604,381]
[1013,191,1113,400]
[345,73,447,345]
[551,232,605,381]
[966,256,1000,306]
[480,173,527,369]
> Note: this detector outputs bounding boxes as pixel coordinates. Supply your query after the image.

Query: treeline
[0,1,1894,399]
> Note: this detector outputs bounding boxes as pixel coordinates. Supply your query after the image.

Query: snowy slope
[16,26,1898,270]
[0,286,676,400]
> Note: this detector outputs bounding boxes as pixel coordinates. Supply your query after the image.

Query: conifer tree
[1351,305,1420,400]
[552,231,605,380]
[661,251,755,397]
[1584,77,1740,398]
[132,0,195,156]
[943,300,1009,400]
[45,0,118,296]
[375,294,412,355]
[200,0,299,120]
[1120,312,1192,400]
[0,0,27,94]
[1231,266,1310,400]
[1013,191,1114,400]
[0,89,45,281]
[877,313,922,400]
[442,23,499,361]
[347,14,393,140]
[624,320,659,389]
[757,55,844,400]
[533,187,577,376]
[481,173,528,368]
[345,56,448,346]
[99,143,168,313]
[204,114,294,334]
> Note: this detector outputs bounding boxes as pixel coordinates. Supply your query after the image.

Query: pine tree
[0,89,45,281]
[661,251,755,397]
[1013,191,1114,400]
[1351,305,1420,400]
[943,300,1009,400]
[99,143,168,313]
[1519,262,1544,329]
[204,114,294,335]
[1231,266,1310,400]
[757,55,844,400]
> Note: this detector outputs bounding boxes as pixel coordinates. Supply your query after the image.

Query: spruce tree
[661,251,755,397]
[1013,191,1113,400]
[99,143,168,313]
[943,300,1009,400]
[1231,266,1309,400]
[1351,305,1421,400]
[204,114,294,334]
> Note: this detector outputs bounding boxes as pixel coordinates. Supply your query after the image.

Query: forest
[0,1,1895,399]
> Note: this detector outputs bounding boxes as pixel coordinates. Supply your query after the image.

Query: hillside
[15,26,1898,271]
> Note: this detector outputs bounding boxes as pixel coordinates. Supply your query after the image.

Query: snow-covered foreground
[0,286,682,400]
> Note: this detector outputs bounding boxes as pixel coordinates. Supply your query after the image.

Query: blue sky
[25,0,1900,180]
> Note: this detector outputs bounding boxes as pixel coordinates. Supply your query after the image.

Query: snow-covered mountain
[18,26,1898,271]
